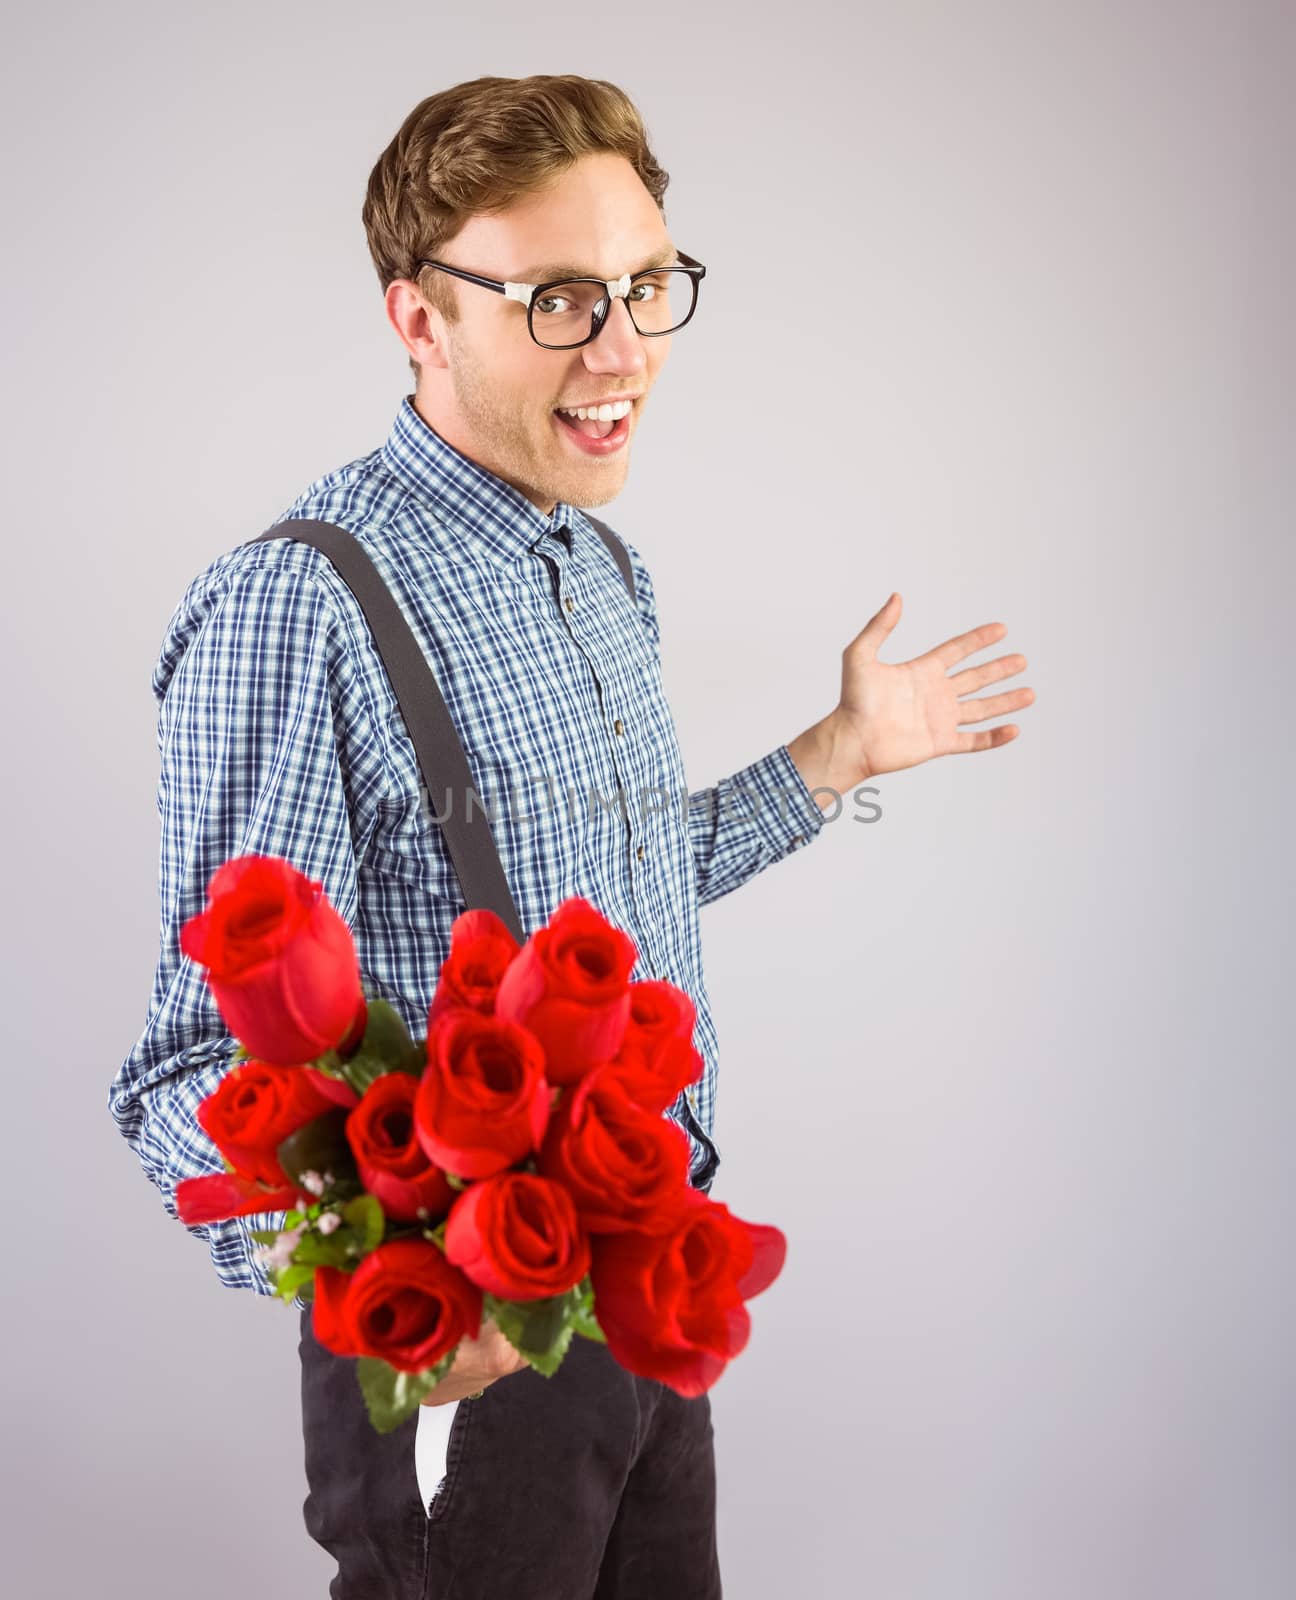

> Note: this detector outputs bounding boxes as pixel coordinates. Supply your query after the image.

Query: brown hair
[362,75,671,379]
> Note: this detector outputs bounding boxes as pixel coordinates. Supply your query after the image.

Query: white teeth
[557,399,634,422]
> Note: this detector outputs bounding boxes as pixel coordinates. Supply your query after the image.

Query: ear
[386,277,452,374]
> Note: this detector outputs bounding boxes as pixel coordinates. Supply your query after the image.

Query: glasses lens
[627,267,697,337]
[531,269,698,348]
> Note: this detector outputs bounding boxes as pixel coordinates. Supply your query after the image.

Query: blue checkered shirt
[108,394,825,1296]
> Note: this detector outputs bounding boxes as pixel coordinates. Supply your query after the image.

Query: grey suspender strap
[585,512,636,602]
[248,514,636,945]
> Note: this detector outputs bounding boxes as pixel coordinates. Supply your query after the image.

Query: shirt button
[613,717,624,736]
[564,596,574,612]
[636,844,645,861]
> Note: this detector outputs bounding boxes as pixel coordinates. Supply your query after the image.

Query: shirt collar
[379,392,583,568]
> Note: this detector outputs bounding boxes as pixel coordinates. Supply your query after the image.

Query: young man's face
[389,151,677,514]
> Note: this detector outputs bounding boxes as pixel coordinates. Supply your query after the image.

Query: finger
[949,653,1028,695]
[927,621,1009,672]
[956,687,1036,725]
[844,592,902,664]
[949,725,1022,753]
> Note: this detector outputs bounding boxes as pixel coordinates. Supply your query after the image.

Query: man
[109,74,1033,1598]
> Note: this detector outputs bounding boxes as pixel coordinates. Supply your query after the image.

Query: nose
[585,295,649,376]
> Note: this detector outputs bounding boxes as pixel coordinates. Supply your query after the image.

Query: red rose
[443,1171,591,1300]
[414,1010,550,1180]
[180,854,367,1065]
[602,979,702,1113]
[346,1071,455,1224]
[606,1035,704,1117]
[197,1058,354,1187]
[312,1238,483,1374]
[589,1189,787,1397]
[620,979,697,1064]
[494,896,638,1085]
[176,1169,300,1225]
[537,1064,693,1233]
[428,908,521,1024]
[300,1064,366,1108]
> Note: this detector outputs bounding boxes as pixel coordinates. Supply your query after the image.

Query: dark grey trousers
[299,1183,722,1598]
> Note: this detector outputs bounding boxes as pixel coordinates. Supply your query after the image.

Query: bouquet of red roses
[174,854,786,1432]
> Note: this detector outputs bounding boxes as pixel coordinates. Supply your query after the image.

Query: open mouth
[552,403,633,454]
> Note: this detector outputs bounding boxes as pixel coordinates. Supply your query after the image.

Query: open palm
[840,593,1035,781]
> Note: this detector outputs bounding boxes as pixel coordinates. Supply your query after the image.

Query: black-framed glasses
[413,248,706,350]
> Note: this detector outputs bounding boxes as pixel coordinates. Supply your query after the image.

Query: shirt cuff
[718,743,827,860]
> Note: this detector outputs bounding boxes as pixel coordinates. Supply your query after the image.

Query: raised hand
[788,593,1035,796]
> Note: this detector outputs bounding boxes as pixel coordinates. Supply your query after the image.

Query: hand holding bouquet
[175,855,786,1432]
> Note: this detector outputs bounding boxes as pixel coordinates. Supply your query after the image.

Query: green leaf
[342,1193,385,1253]
[330,1000,421,1095]
[307,1050,348,1081]
[570,1278,606,1344]
[517,1293,570,1352]
[522,1320,575,1376]
[249,1228,281,1245]
[286,1230,356,1269]
[275,1263,316,1302]
[276,1107,353,1188]
[356,999,415,1067]
[573,1312,607,1344]
[336,1052,389,1097]
[356,1350,457,1434]
[485,1292,577,1378]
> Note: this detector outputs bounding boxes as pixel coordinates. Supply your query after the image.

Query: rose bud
[619,979,698,1066]
[590,1189,787,1397]
[428,907,521,1025]
[537,1063,692,1233]
[494,896,638,1085]
[180,854,366,1065]
[346,1071,455,1224]
[414,1009,550,1180]
[313,1238,483,1374]
[198,1057,353,1188]
[605,1034,705,1117]
[444,1170,591,1301]
[175,1057,354,1225]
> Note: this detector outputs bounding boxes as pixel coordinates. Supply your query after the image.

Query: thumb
[847,592,901,663]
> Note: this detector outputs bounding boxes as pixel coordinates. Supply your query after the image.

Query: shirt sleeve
[107,559,390,1296]
[625,541,827,907]
[684,743,826,906]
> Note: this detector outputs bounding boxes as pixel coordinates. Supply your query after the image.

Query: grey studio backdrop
[2,4,1291,1598]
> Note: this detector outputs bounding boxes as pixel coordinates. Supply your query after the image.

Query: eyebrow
[516,244,678,283]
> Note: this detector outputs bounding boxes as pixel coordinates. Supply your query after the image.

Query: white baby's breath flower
[266,1223,306,1270]
[316,1210,342,1235]
[299,1170,326,1197]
